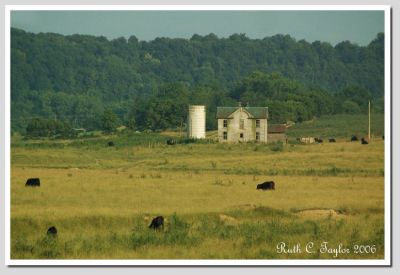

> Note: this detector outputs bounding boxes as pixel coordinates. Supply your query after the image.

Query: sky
[11,10,384,46]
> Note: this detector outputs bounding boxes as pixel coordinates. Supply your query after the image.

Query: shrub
[25,118,77,139]
[268,141,284,152]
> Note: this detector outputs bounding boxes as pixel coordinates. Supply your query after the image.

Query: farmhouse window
[240,133,244,138]
[223,131,228,140]
[239,119,244,129]
[256,119,260,128]
[256,132,260,141]
[223,119,228,128]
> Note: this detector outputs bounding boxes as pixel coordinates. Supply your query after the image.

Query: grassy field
[286,113,384,139]
[10,115,385,260]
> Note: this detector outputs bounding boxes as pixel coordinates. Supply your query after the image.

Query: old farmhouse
[216,105,269,143]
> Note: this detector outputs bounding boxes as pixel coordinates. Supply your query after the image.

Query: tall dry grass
[10,134,385,259]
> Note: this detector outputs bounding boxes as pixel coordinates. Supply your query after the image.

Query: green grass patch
[287,114,384,139]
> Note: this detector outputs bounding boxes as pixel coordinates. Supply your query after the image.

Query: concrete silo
[188,105,206,139]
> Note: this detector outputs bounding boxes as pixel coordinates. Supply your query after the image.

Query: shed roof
[268,124,286,133]
[216,107,268,119]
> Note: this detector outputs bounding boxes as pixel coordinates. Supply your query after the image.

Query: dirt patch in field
[219,214,239,225]
[294,208,348,219]
[235,203,258,210]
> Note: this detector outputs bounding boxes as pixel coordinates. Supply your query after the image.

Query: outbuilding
[267,124,287,143]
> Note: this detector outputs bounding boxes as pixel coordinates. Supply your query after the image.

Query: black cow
[351,135,358,142]
[107,141,114,147]
[329,138,336,143]
[47,226,57,236]
[149,216,164,230]
[361,138,369,145]
[257,181,275,191]
[25,178,40,187]
[314,138,323,143]
[382,135,384,140]
[166,139,176,145]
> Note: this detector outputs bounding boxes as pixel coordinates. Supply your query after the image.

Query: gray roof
[216,107,268,119]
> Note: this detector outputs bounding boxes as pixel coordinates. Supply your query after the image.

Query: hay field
[10,136,385,259]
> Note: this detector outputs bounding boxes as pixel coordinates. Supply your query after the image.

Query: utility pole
[368,101,371,142]
[180,118,183,138]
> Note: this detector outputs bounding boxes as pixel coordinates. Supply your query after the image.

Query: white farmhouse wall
[217,107,267,143]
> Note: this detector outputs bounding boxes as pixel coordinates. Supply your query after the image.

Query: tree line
[11,28,384,135]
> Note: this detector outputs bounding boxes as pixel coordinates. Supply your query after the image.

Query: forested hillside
[11,28,384,133]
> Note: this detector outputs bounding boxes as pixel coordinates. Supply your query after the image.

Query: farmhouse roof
[216,107,268,119]
[268,124,286,133]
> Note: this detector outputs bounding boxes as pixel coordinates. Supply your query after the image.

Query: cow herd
[23,133,381,237]
[24,174,276,236]
[24,133,381,240]
[41,216,165,236]
[296,135,375,145]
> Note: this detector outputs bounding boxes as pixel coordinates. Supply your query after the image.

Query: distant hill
[10,28,384,133]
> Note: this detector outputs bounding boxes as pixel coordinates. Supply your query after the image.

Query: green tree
[11,28,384,133]
[101,109,119,134]
[342,100,361,114]
[25,118,75,138]
[126,111,136,130]
[26,118,48,138]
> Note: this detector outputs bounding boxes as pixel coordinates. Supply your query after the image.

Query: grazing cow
[314,137,323,143]
[47,226,57,236]
[107,141,114,147]
[149,216,164,230]
[329,138,336,143]
[166,139,176,145]
[351,135,358,142]
[361,138,369,145]
[25,178,40,187]
[257,181,275,191]
[382,135,384,140]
